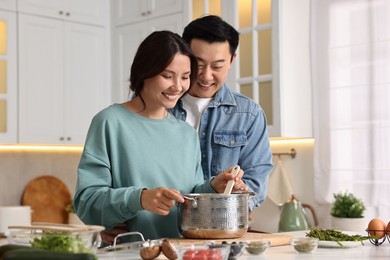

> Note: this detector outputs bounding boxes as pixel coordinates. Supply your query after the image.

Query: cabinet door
[18,0,107,26]
[0,0,17,11]
[18,14,65,144]
[112,13,184,103]
[0,10,17,143]
[17,0,64,19]
[113,23,147,103]
[66,0,107,26]
[112,0,183,26]
[64,23,108,144]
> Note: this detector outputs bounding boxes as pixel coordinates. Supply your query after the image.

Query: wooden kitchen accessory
[21,175,71,224]
[170,231,293,247]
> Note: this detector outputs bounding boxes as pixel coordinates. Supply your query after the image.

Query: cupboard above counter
[0,0,110,145]
[17,0,108,26]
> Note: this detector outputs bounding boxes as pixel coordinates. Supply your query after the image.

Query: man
[170,15,273,211]
[101,15,272,244]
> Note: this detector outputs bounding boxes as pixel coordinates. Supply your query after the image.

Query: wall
[0,148,81,206]
[0,141,331,232]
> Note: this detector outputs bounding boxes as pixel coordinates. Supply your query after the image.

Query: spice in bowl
[245,240,270,255]
[291,237,319,253]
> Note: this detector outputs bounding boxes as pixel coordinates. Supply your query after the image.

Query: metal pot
[177,193,250,239]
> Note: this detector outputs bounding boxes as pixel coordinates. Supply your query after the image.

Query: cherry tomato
[183,249,197,260]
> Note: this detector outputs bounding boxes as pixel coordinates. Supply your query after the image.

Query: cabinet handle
[59,10,64,15]
[146,11,151,15]
[60,137,64,141]
[66,12,70,16]
[141,12,146,16]
[67,137,71,141]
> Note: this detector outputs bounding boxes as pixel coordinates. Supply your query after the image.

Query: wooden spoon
[223,165,241,195]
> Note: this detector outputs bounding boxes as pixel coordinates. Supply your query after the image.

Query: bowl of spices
[291,237,319,253]
[245,240,270,255]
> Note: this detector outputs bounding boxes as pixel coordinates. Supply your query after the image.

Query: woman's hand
[211,166,248,193]
[141,187,184,215]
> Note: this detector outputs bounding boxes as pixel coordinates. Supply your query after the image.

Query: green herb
[331,191,365,218]
[293,240,317,253]
[31,231,95,258]
[306,228,372,247]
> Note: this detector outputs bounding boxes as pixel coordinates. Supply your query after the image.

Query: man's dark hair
[183,15,239,61]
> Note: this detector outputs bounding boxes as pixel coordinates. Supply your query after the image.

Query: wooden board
[169,231,292,247]
[21,175,71,224]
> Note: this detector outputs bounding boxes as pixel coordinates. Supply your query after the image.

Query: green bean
[306,228,372,247]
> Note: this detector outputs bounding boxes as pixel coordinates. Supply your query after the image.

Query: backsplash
[0,140,330,232]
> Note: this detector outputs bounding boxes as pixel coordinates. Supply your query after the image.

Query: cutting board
[169,231,292,247]
[21,175,71,224]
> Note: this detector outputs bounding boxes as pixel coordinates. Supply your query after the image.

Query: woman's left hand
[210,166,248,193]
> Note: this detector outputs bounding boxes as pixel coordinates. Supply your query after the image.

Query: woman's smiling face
[141,53,191,110]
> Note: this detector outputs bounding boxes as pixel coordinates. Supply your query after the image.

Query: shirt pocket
[212,131,247,172]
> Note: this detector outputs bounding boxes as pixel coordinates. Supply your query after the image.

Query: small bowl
[245,240,270,255]
[221,241,246,259]
[176,244,230,260]
[291,237,319,253]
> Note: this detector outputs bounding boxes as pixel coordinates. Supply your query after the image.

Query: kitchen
[1,0,389,258]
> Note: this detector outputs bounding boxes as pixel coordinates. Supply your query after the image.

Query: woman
[74,31,244,241]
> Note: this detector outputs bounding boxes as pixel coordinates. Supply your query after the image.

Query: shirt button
[230,141,235,145]
[202,132,206,136]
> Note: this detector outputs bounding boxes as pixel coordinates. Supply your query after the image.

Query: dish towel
[267,158,294,206]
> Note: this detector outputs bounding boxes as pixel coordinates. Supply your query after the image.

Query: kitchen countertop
[2,231,389,259]
[96,231,390,259]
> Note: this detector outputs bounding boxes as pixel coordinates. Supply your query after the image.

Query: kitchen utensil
[98,231,163,253]
[291,237,319,253]
[169,232,292,247]
[223,166,240,195]
[176,244,230,260]
[278,195,319,232]
[0,206,31,235]
[7,223,104,252]
[245,240,270,255]
[21,175,71,224]
[178,193,251,239]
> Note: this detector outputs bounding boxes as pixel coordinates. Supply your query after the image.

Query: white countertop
[2,231,389,259]
[96,231,390,260]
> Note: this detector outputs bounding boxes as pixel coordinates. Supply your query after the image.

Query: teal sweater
[74,104,214,239]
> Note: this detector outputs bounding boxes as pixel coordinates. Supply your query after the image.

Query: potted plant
[66,200,84,225]
[330,191,366,232]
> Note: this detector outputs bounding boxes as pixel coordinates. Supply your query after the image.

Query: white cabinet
[17,0,107,26]
[18,14,109,144]
[0,0,16,11]
[271,0,312,137]
[112,0,183,26]
[112,13,184,102]
[0,10,17,143]
[112,0,186,103]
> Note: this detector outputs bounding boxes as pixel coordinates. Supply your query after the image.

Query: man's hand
[211,166,248,193]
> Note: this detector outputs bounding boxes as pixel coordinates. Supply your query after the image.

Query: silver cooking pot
[177,193,252,239]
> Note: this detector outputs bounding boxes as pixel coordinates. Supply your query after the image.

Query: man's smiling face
[188,39,235,98]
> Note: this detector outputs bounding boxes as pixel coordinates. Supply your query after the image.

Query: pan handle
[113,231,145,247]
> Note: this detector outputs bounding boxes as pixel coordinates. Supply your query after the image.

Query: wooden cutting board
[169,231,292,247]
[21,175,71,224]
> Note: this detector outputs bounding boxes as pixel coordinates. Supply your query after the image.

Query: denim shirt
[170,84,273,211]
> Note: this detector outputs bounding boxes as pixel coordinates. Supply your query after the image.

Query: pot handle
[182,195,197,208]
[302,203,319,227]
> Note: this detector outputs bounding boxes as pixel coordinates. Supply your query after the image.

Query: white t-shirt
[182,94,212,131]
